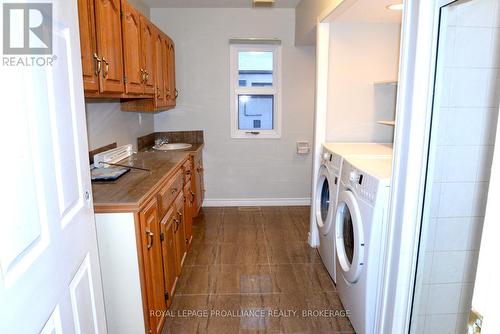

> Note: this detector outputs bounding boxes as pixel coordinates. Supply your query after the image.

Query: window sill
[231,131,281,139]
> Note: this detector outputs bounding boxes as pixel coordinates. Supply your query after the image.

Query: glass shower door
[410,0,500,333]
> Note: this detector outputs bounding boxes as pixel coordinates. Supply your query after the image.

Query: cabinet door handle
[145,71,150,82]
[190,191,195,204]
[93,53,101,76]
[156,87,161,98]
[102,57,109,79]
[177,211,183,220]
[146,229,154,249]
[185,170,191,175]
[175,89,179,99]
[171,187,178,194]
[173,218,180,232]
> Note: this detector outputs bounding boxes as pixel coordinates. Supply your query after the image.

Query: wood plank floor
[162,206,355,334]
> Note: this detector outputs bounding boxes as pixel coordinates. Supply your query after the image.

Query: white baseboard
[202,197,311,207]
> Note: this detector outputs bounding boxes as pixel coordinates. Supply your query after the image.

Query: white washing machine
[335,156,392,334]
[314,143,393,284]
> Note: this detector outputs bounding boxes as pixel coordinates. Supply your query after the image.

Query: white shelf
[378,120,396,126]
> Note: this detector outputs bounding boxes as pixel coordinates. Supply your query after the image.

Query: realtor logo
[2,3,53,55]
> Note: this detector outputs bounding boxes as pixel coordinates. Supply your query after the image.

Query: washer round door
[335,189,365,283]
[315,164,336,236]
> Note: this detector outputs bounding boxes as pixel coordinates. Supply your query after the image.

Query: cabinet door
[77,0,99,92]
[173,194,186,276]
[121,0,143,95]
[167,40,177,106]
[162,36,171,103]
[94,0,124,94]
[139,199,166,334]
[193,151,204,216]
[160,207,177,308]
[140,16,155,96]
[183,180,193,248]
[154,29,166,107]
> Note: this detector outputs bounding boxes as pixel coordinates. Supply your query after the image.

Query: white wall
[412,0,500,332]
[85,102,154,151]
[325,22,400,143]
[150,8,316,204]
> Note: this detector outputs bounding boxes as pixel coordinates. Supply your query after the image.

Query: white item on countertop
[93,144,134,168]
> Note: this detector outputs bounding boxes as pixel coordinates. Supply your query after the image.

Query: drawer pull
[146,229,154,249]
[185,170,191,175]
[171,188,178,194]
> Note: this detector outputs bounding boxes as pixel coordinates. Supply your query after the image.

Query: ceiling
[141,0,301,8]
[330,0,402,23]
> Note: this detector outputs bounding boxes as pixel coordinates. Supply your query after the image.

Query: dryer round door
[335,189,365,283]
[315,164,336,236]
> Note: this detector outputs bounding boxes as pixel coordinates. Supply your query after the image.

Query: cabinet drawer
[157,169,183,219]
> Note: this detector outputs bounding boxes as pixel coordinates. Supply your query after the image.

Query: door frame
[376,0,496,333]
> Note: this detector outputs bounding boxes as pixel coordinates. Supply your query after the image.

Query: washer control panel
[322,148,342,169]
[341,160,379,205]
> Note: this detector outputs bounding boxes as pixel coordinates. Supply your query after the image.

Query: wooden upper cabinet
[140,16,155,96]
[78,0,99,92]
[154,29,166,107]
[94,0,124,94]
[162,36,171,103]
[78,0,177,109]
[166,38,177,107]
[139,199,166,334]
[121,0,143,95]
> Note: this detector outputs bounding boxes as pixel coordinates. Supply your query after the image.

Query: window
[230,43,281,138]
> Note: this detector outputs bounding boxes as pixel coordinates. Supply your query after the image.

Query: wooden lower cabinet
[183,180,194,249]
[160,206,177,308]
[139,198,166,334]
[94,154,202,334]
[173,193,186,276]
[192,151,204,216]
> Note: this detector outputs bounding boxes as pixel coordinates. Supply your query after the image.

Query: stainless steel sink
[153,143,193,151]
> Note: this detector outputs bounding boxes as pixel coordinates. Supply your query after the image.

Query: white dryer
[335,157,392,334]
[315,147,342,282]
[314,143,393,284]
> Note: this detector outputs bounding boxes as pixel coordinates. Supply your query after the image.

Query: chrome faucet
[155,137,169,147]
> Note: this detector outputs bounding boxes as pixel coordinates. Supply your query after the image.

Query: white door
[0,1,107,333]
